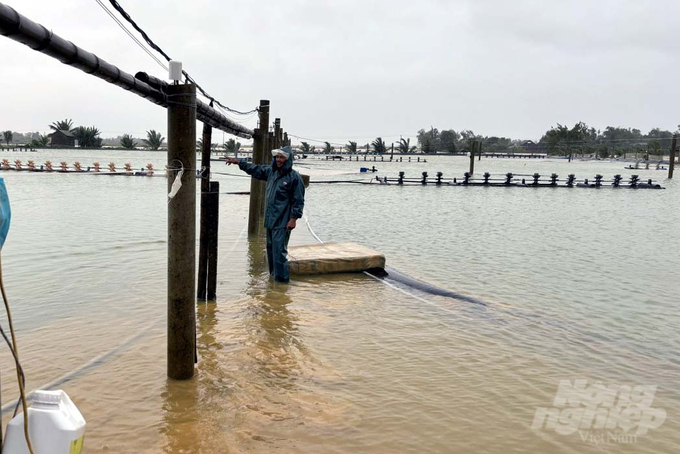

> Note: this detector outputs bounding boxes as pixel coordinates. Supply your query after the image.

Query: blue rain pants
[267,228,291,283]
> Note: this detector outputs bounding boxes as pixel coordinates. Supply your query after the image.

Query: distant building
[49,130,76,147]
[520,140,544,153]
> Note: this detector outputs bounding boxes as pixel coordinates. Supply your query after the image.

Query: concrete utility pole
[167,83,197,380]
[249,100,269,234]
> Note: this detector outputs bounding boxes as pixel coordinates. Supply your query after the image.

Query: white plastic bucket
[2,390,86,454]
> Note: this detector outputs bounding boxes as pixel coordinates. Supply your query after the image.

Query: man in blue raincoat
[226,146,305,283]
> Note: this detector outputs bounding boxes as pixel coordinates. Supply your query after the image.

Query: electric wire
[0,252,34,454]
[94,0,168,73]
[106,0,258,116]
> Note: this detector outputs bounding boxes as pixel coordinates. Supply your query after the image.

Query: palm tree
[3,131,12,146]
[143,130,164,150]
[120,134,137,149]
[372,137,388,154]
[324,141,334,154]
[72,126,103,148]
[197,138,220,153]
[397,138,416,154]
[299,142,311,154]
[224,138,241,156]
[31,134,49,147]
[49,119,74,132]
[345,141,358,153]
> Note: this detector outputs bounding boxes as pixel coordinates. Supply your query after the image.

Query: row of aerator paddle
[378,172,664,189]
[0,159,156,175]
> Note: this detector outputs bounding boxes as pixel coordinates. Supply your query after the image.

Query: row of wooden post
[249,100,291,235]
[197,107,219,302]
[168,93,294,379]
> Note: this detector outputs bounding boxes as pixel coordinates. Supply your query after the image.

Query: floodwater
[0,149,678,453]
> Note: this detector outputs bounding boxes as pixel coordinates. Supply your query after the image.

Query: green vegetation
[345,141,358,153]
[539,123,677,158]
[49,119,74,132]
[72,126,103,148]
[224,138,241,156]
[372,137,388,154]
[31,134,49,147]
[120,134,137,149]
[324,141,334,154]
[417,123,680,157]
[143,130,164,150]
[298,142,316,154]
[3,131,12,146]
[417,128,480,154]
[398,138,416,153]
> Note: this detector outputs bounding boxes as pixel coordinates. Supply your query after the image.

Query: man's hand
[286,218,297,231]
[225,158,239,165]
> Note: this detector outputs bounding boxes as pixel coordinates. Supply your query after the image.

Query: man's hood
[272,146,294,173]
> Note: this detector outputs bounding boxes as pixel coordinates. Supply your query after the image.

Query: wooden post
[260,126,276,219]
[267,130,275,163]
[249,100,269,235]
[478,141,482,161]
[207,181,219,300]
[167,83,197,380]
[274,118,281,149]
[469,141,476,175]
[283,132,289,147]
[197,120,212,300]
[669,135,677,179]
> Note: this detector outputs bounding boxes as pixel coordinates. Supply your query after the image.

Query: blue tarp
[0,178,11,249]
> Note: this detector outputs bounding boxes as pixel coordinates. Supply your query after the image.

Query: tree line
[414,123,680,157]
[1,119,165,150]
[2,119,247,154]
[296,137,417,155]
[538,123,679,158]
[5,120,678,156]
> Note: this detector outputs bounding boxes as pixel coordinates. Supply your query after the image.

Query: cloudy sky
[1,0,679,145]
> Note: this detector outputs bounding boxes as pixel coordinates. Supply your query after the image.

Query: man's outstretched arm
[225,157,270,181]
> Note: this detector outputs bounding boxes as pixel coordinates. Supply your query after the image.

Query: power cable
[287,134,345,147]
[106,0,258,115]
[94,0,168,72]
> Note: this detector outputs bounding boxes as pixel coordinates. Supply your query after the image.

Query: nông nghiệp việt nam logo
[531,380,666,443]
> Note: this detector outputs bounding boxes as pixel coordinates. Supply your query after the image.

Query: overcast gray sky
[2,0,679,145]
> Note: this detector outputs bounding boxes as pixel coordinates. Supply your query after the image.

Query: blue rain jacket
[238,148,305,229]
[0,179,10,249]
